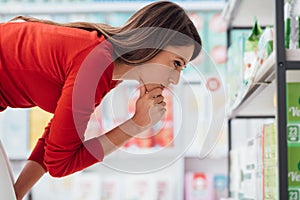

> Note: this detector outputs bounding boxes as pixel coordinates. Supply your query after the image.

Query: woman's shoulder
[1,21,102,42]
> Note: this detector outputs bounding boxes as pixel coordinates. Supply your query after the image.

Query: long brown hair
[11,1,201,65]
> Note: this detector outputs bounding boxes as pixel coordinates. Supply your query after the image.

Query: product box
[288,146,300,200]
[213,174,227,199]
[229,149,241,199]
[227,34,245,106]
[287,83,300,145]
[185,172,214,200]
[286,82,300,198]
[123,175,156,200]
[263,123,278,200]
[243,18,263,84]
[100,176,120,200]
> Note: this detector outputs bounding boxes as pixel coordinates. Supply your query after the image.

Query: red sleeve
[42,40,114,177]
[28,120,51,171]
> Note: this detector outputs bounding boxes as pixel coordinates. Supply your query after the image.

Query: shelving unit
[224,0,300,199]
[228,52,276,118]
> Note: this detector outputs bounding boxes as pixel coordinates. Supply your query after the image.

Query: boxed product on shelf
[264,166,278,200]
[100,176,120,200]
[257,27,274,66]
[123,175,156,200]
[32,171,177,200]
[243,18,263,84]
[72,172,102,200]
[263,123,278,200]
[256,131,264,199]
[155,176,175,200]
[227,33,245,106]
[229,149,241,198]
[284,0,300,49]
[286,82,300,125]
[286,82,300,199]
[185,172,227,200]
[229,122,276,200]
[213,174,228,199]
[238,138,263,200]
[185,172,214,200]
[287,146,300,200]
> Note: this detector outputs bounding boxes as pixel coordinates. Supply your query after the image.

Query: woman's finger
[153,95,164,104]
[139,83,147,97]
[158,101,166,107]
[148,87,163,98]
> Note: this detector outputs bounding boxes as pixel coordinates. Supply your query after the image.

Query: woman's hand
[132,84,167,129]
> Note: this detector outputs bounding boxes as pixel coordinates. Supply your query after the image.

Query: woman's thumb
[139,83,147,96]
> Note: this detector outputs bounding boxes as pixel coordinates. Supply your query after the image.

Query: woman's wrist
[119,118,148,137]
[97,118,149,156]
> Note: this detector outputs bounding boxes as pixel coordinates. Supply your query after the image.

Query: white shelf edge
[222,0,273,27]
[228,48,300,117]
[253,52,276,83]
[0,1,225,14]
[221,0,239,27]
[286,49,300,61]
[228,52,276,117]
[287,71,300,82]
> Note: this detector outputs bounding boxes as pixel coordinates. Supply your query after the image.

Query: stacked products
[263,123,278,200]
[285,0,300,49]
[227,19,274,107]
[287,82,300,199]
[184,172,227,200]
[229,121,278,200]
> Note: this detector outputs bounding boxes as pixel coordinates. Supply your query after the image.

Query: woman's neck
[112,61,138,81]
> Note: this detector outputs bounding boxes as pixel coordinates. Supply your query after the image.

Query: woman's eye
[174,61,186,71]
[174,61,182,68]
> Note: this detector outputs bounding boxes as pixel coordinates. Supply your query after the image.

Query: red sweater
[0,22,117,177]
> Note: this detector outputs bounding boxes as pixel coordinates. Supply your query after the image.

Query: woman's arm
[14,85,165,199]
[14,160,46,200]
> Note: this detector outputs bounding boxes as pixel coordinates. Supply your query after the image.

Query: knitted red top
[0,21,117,177]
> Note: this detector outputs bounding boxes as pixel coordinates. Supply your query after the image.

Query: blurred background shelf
[0,1,230,199]
[222,0,273,28]
[0,1,225,14]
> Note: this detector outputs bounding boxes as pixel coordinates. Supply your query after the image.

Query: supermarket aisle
[0,0,229,199]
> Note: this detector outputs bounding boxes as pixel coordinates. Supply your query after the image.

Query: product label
[288,146,300,187]
[287,125,300,144]
[289,188,300,200]
[287,83,300,196]
[286,83,300,124]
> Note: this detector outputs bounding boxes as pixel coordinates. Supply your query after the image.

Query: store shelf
[222,0,274,28]
[0,1,225,14]
[228,49,300,118]
[225,0,294,199]
[286,49,300,69]
[287,70,300,82]
[228,52,276,118]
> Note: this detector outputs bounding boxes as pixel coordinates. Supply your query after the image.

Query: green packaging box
[263,123,278,200]
[287,82,300,193]
[288,146,300,187]
[287,82,300,146]
[286,83,300,125]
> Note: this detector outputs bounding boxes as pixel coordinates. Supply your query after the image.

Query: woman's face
[138,44,194,91]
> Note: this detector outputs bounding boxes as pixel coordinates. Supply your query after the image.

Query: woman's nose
[168,71,180,85]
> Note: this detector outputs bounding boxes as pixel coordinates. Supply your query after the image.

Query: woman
[0,1,201,199]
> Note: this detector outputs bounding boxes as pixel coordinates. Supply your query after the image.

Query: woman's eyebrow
[177,57,187,65]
